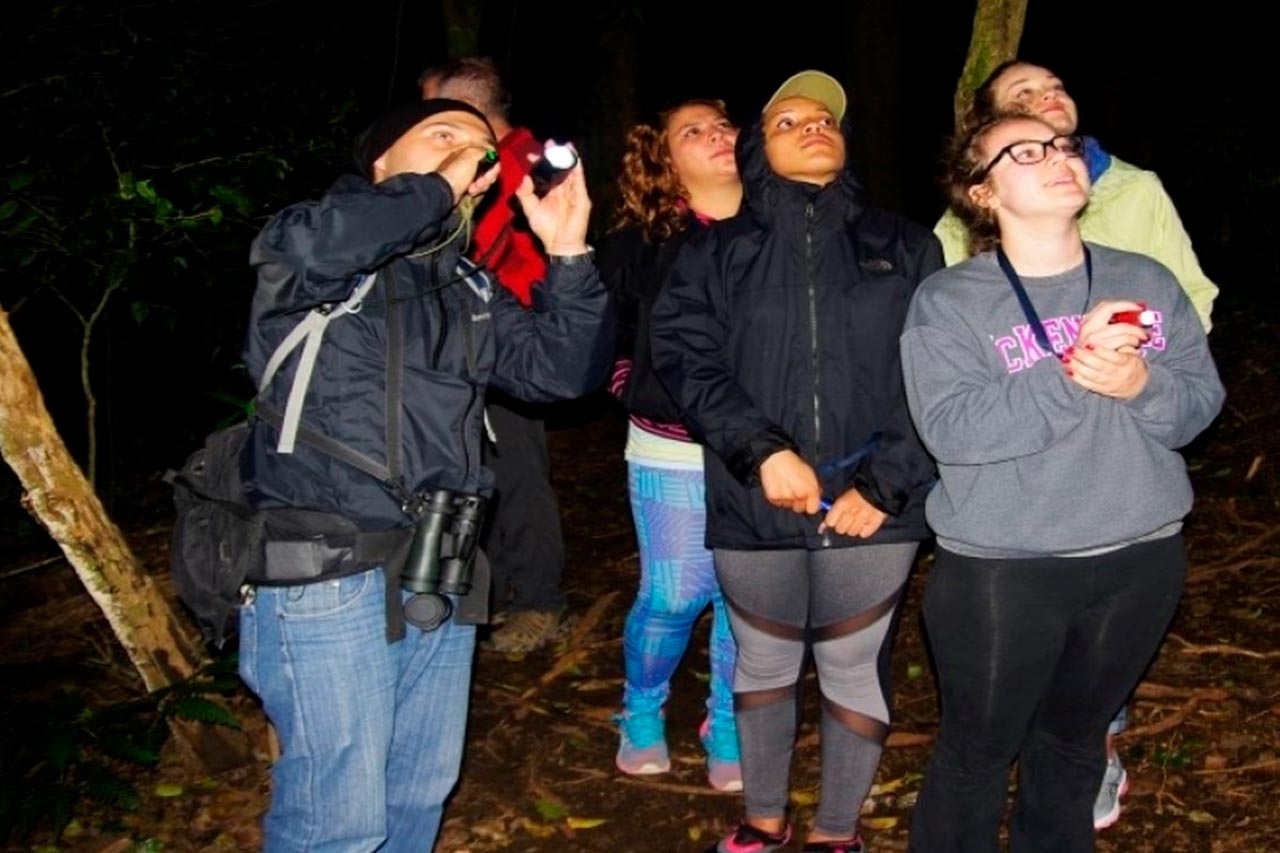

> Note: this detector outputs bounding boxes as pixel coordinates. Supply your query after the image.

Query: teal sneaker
[615,707,669,775]
[700,716,743,792]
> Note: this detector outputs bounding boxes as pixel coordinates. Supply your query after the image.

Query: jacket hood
[735,111,864,219]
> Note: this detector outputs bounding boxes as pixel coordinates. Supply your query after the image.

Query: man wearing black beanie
[236,99,611,852]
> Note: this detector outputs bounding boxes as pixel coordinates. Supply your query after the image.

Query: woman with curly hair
[596,98,744,792]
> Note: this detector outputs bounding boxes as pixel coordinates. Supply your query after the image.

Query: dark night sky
[6,0,1263,250]
[365,0,1270,254]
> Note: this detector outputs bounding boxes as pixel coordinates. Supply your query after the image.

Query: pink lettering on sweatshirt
[992,311,1165,374]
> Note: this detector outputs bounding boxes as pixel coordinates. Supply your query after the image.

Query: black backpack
[167,423,261,646]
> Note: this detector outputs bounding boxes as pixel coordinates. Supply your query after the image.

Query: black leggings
[908,535,1186,853]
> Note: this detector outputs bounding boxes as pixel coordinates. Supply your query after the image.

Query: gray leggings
[716,543,917,837]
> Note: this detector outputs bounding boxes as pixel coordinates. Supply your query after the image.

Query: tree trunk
[0,306,248,771]
[953,0,1029,125]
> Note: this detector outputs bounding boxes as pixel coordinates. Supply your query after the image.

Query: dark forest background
[1,0,1274,532]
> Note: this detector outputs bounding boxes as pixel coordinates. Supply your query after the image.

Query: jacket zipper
[806,201,831,547]
[805,202,822,456]
[460,290,478,487]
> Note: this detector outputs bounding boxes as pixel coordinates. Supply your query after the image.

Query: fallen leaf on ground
[863,816,900,830]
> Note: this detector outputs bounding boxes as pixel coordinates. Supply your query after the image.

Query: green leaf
[0,199,18,221]
[208,206,223,225]
[152,783,184,798]
[164,696,241,729]
[117,171,136,199]
[96,732,162,763]
[10,209,40,235]
[9,171,34,191]
[76,762,141,811]
[209,184,251,215]
[46,729,79,776]
[534,799,568,820]
[131,301,150,325]
[135,179,158,203]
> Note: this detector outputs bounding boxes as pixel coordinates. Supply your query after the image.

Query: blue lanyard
[995,247,1092,360]
[816,432,881,511]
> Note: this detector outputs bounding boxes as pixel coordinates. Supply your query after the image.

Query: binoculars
[400,489,487,632]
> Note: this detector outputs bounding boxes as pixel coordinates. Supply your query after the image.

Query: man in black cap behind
[237,98,611,852]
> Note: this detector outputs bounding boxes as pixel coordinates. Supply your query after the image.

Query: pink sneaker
[705,822,792,853]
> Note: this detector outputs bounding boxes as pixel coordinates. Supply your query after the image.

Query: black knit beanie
[352,98,493,181]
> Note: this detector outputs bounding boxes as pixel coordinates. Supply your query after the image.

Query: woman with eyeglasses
[936,59,1223,832]
[901,113,1224,853]
[936,61,1218,334]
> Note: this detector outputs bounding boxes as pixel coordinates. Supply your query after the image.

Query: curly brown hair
[944,114,1055,255]
[610,99,731,243]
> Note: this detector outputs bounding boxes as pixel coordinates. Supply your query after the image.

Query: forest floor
[1,291,1277,853]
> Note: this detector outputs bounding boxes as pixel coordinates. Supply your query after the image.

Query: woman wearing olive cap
[652,71,942,853]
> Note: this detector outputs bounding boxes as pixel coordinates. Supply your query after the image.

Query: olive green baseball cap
[763,70,847,122]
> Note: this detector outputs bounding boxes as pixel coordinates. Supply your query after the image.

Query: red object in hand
[1109,306,1156,327]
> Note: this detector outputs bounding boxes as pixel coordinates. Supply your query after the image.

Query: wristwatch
[548,247,595,266]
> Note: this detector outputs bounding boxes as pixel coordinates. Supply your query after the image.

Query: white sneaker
[1093,750,1129,830]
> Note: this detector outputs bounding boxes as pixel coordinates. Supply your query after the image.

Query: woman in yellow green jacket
[935,61,1218,334]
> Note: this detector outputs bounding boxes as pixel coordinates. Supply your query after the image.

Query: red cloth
[472,127,547,307]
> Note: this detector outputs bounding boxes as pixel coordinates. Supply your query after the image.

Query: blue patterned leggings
[623,460,737,727]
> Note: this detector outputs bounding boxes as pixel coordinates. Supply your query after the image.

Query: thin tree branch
[1167,633,1280,660]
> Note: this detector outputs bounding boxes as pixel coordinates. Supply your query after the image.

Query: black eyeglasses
[976,134,1084,180]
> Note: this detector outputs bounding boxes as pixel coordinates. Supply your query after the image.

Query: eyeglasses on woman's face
[976,134,1084,181]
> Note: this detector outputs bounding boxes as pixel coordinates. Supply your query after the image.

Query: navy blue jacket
[242,172,612,530]
[650,116,941,550]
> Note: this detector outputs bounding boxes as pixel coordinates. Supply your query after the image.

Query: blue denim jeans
[239,568,475,853]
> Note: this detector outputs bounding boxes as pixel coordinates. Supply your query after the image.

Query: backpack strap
[254,402,396,487]
[253,268,415,504]
[259,272,379,454]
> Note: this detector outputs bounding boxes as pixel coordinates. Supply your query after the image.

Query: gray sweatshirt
[900,243,1225,557]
